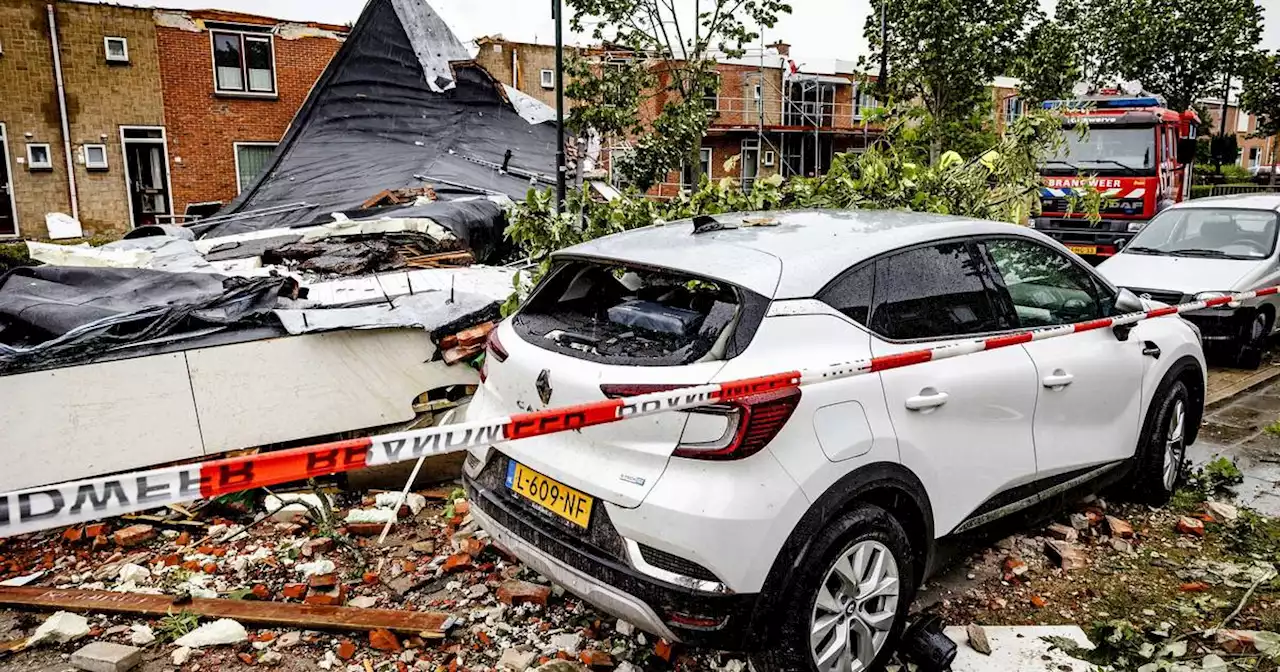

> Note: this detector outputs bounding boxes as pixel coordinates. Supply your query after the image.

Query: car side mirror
[1177,138,1197,165]
[1112,288,1145,341]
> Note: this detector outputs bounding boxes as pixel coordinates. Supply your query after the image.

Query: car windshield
[1045,127,1156,173]
[1125,208,1280,260]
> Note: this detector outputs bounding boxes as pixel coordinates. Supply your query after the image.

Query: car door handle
[1043,371,1074,389]
[905,390,949,411]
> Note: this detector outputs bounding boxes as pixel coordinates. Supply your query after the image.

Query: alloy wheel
[809,540,900,672]
[1162,398,1186,491]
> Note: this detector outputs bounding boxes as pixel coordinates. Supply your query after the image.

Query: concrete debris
[116,563,150,585]
[127,624,155,646]
[1111,538,1134,554]
[345,508,398,524]
[550,632,584,655]
[533,661,589,672]
[70,641,143,672]
[944,626,1093,671]
[348,596,379,609]
[277,631,302,648]
[499,646,539,670]
[965,623,992,655]
[30,611,91,646]
[171,646,194,665]
[265,493,333,524]
[296,559,338,578]
[1206,501,1240,522]
[376,492,428,515]
[615,620,635,636]
[1068,513,1090,531]
[173,618,249,648]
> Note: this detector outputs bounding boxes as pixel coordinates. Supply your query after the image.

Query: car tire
[1132,377,1190,504]
[751,504,915,672]
[1235,310,1270,370]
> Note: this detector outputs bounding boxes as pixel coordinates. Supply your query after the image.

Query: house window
[1003,95,1024,125]
[609,148,634,189]
[104,37,129,63]
[26,143,52,170]
[853,86,879,120]
[84,144,108,170]
[741,139,759,190]
[235,143,277,192]
[703,75,721,112]
[212,30,276,95]
[763,150,776,167]
[1250,147,1261,169]
[540,69,555,89]
[681,148,713,190]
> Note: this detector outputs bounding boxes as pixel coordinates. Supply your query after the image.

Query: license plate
[1067,245,1097,256]
[506,461,594,528]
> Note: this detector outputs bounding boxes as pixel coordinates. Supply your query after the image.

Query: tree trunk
[1271,134,1278,187]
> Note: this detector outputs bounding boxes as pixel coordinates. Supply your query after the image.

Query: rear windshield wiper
[1123,245,1167,255]
[1041,160,1079,170]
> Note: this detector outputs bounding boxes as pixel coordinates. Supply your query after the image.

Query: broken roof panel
[202,0,558,238]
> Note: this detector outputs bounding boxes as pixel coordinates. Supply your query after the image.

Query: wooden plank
[0,587,450,636]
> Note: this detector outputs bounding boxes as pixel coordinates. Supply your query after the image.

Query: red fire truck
[1032,88,1200,258]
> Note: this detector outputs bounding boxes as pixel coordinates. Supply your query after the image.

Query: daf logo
[536,369,553,406]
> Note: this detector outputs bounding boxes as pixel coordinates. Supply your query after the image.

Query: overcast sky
[128,0,1280,63]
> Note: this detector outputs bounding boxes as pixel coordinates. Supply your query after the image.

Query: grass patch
[155,610,200,642]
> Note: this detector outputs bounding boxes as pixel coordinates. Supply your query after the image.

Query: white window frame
[83,143,108,170]
[210,28,278,97]
[540,69,555,89]
[26,143,52,170]
[763,149,776,167]
[0,123,18,237]
[233,141,278,193]
[1003,95,1024,125]
[119,125,175,230]
[104,36,129,63]
[854,86,878,121]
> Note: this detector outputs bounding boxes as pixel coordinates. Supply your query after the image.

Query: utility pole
[1216,71,1230,175]
[553,0,567,212]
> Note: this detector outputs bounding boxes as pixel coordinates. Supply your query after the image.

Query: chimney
[767,41,790,57]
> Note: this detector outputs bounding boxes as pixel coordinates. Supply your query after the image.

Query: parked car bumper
[1032,217,1143,257]
[464,462,763,650]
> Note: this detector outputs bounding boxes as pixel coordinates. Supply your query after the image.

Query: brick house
[475,36,885,200]
[0,0,343,240]
[0,0,166,239]
[155,9,344,217]
[1200,99,1277,175]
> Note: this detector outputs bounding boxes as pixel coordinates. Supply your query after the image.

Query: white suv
[464,209,1205,671]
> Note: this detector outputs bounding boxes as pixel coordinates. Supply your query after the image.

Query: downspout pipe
[47,3,79,222]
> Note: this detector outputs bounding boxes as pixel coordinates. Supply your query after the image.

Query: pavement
[1193,354,1280,516]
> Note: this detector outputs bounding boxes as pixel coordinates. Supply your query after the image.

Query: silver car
[1098,193,1280,368]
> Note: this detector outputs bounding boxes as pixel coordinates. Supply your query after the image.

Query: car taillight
[486,329,508,362]
[480,329,508,383]
[600,384,800,461]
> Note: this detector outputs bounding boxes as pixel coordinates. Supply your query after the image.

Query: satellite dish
[1071,82,1092,97]
[1120,80,1143,95]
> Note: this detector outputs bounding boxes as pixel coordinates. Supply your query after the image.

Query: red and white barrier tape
[2,286,1272,537]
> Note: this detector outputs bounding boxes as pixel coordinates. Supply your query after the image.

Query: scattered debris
[173,618,248,648]
[1043,540,1088,571]
[965,623,992,655]
[69,641,143,672]
[29,611,91,646]
[1205,501,1240,522]
[1104,516,1134,539]
[1177,516,1206,536]
[1045,523,1078,543]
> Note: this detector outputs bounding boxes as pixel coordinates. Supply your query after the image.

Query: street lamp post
[553,0,567,213]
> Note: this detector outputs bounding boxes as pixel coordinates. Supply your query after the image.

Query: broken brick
[579,650,614,668]
[113,525,156,548]
[497,580,551,607]
[363,572,380,585]
[62,527,83,543]
[654,639,675,662]
[369,628,401,651]
[1045,523,1077,543]
[442,553,472,573]
[1177,516,1206,537]
[257,632,276,643]
[305,584,347,606]
[1104,516,1134,539]
[1001,556,1028,580]
[84,524,109,539]
[453,500,470,516]
[1030,595,1048,608]
[1044,540,1088,571]
[337,640,356,660]
[1180,582,1210,593]
[175,532,191,546]
[1217,630,1259,654]
[346,523,386,537]
[201,562,218,574]
[158,554,181,567]
[463,538,486,557]
[309,573,339,588]
[456,322,495,348]
[251,584,270,600]
[238,652,255,665]
[400,560,417,573]
[282,583,307,600]
[305,538,334,555]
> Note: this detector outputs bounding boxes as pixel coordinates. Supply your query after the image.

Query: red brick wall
[157,25,340,214]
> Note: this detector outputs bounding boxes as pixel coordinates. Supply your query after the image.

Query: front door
[868,241,1040,535]
[0,124,16,236]
[121,128,172,228]
[978,237,1144,476]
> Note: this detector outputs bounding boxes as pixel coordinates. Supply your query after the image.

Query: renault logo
[536,369,553,406]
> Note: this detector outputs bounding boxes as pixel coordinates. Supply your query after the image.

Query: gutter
[47,4,80,222]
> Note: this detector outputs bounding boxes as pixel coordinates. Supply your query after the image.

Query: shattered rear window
[512,259,741,366]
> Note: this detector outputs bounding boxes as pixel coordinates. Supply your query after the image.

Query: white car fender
[1130,317,1207,449]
